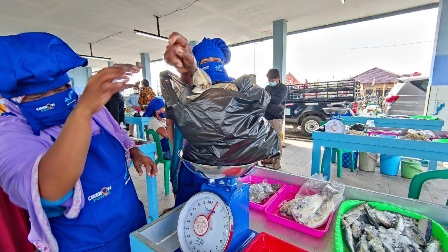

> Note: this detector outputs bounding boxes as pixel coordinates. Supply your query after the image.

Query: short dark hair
[141,79,149,87]
[266,69,280,79]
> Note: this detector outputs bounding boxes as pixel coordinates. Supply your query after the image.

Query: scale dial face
[178,192,233,252]
[325,119,345,133]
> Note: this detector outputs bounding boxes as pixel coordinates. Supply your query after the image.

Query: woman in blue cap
[163,32,234,208]
[144,97,172,160]
[0,32,157,252]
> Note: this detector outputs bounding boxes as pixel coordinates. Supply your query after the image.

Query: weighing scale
[176,153,257,252]
[322,107,350,134]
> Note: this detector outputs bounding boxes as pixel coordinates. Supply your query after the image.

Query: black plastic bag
[160,71,280,166]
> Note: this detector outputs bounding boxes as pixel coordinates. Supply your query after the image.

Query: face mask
[17,88,78,135]
[158,112,165,118]
[269,81,277,86]
[200,61,231,83]
[133,89,139,94]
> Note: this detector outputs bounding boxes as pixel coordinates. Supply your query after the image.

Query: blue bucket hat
[192,37,231,65]
[0,32,88,99]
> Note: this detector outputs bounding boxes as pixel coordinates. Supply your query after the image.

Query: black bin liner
[160,71,280,166]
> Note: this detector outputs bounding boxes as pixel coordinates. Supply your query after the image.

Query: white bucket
[359,152,378,172]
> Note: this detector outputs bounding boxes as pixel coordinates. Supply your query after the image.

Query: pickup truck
[285,79,359,136]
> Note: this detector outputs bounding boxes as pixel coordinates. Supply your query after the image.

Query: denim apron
[48,120,146,251]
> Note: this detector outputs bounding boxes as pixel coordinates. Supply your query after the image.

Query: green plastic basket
[334,200,448,252]
[410,115,439,120]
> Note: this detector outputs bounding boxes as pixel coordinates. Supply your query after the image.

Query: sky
[139,8,439,94]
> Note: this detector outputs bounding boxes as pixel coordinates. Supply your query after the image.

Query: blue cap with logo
[0,32,87,99]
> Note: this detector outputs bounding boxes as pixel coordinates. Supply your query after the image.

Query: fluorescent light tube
[79,55,112,61]
[134,29,168,41]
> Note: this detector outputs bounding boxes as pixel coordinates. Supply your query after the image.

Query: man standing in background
[126,86,141,137]
[105,91,126,127]
[262,68,288,170]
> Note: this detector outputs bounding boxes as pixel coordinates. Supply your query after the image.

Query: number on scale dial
[178,192,233,252]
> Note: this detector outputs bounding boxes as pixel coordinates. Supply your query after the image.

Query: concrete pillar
[87,67,92,78]
[140,53,151,87]
[189,40,199,65]
[273,19,287,82]
[426,0,448,130]
[68,67,92,94]
[273,19,287,147]
[189,40,198,49]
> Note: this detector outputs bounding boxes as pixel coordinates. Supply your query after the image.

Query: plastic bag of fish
[279,179,345,229]
[249,180,281,204]
[341,202,443,252]
[160,70,280,166]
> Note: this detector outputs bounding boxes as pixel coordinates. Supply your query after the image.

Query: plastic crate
[240,175,286,212]
[264,185,335,238]
[243,232,308,252]
[342,152,358,169]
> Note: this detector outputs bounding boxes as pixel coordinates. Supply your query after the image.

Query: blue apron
[49,120,146,251]
[174,163,208,207]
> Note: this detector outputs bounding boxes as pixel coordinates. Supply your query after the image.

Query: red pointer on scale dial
[207,202,218,221]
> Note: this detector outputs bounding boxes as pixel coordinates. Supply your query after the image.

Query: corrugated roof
[353,67,402,84]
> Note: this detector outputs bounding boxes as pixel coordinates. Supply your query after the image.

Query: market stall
[340,116,444,130]
[130,167,448,251]
[312,131,448,179]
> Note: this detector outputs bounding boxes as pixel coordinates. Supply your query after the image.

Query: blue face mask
[17,88,78,135]
[268,81,277,86]
[199,61,231,83]
[158,112,165,118]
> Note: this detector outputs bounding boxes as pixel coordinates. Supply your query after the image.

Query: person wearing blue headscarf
[145,98,172,160]
[0,32,157,251]
[161,32,238,213]
[192,37,234,83]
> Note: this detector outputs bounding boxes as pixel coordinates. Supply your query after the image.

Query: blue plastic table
[125,116,151,139]
[311,132,448,180]
[136,142,158,223]
[340,116,444,130]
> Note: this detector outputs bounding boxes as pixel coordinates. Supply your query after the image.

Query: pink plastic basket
[264,185,334,238]
[240,175,287,212]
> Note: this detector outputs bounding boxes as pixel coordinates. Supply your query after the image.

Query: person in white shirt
[144,98,172,160]
[125,86,141,137]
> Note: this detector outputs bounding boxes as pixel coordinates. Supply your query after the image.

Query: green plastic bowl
[401,159,422,179]
[334,200,448,252]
